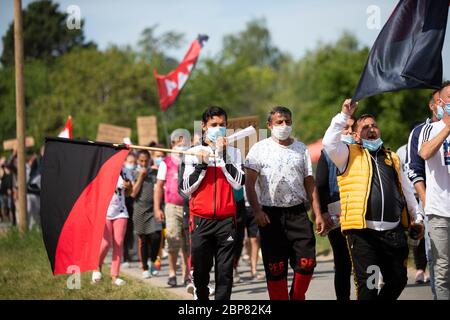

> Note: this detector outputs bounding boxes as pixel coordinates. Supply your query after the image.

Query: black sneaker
[167,276,177,287]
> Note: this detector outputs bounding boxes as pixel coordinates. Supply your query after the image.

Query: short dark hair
[355,114,376,131]
[126,152,136,159]
[137,150,150,158]
[201,106,227,124]
[440,80,450,94]
[430,89,440,104]
[153,144,167,156]
[267,106,292,123]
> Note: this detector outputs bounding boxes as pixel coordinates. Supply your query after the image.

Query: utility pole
[14,0,27,233]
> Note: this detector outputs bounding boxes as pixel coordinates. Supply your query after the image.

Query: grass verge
[0,227,180,300]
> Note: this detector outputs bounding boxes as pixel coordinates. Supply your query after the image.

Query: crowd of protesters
[1,82,449,300]
[0,146,43,230]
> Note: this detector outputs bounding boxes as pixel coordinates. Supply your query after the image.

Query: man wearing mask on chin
[323,99,425,300]
[245,106,325,300]
[179,106,245,300]
[154,129,191,288]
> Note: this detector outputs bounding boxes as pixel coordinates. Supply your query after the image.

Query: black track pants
[190,215,236,300]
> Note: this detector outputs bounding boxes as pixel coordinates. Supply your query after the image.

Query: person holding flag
[322,99,425,300]
[179,106,245,300]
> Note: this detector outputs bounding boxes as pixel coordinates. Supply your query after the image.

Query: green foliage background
[0,2,435,155]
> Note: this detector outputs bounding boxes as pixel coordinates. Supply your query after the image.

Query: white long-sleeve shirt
[322,112,423,230]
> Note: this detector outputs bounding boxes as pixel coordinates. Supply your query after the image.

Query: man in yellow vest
[322,99,425,300]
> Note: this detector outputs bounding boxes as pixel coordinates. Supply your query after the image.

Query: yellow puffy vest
[337,144,410,232]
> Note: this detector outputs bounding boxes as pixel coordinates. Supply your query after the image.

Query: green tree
[1,0,94,66]
[138,24,185,73]
[26,47,159,144]
[0,60,50,149]
[273,32,432,149]
[221,18,288,70]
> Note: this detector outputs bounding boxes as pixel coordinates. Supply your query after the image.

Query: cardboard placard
[3,137,35,150]
[96,123,132,144]
[227,116,260,159]
[137,116,158,146]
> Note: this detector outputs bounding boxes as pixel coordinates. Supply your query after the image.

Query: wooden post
[159,108,171,147]
[14,0,27,233]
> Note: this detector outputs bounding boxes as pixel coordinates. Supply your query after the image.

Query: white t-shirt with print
[418,120,450,218]
[107,168,132,220]
[244,137,313,207]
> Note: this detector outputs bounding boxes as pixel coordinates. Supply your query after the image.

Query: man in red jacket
[179,106,245,300]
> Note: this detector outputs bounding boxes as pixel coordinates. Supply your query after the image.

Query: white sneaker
[142,270,151,279]
[113,278,126,286]
[193,289,198,300]
[209,286,215,296]
[415,270,425,284]
[91,271,102,283]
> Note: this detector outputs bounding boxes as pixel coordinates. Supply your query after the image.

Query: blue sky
[0,0,449,77]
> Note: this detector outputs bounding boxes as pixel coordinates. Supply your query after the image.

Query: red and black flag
[154,34,208,111]
[40,137,128,275]
[353,0,449,101]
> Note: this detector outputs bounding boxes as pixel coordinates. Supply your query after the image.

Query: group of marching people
[92,116,261,295]
[95,81,450,300]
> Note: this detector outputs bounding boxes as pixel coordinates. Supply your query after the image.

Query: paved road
[120,254,433,300]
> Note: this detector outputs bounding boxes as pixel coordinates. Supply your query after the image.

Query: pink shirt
[157,155,184,206]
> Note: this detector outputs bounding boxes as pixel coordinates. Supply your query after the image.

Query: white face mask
[271,125,292,141]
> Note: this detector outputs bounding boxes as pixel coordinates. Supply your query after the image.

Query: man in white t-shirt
[245,106,325,300]
[419,81,450,300]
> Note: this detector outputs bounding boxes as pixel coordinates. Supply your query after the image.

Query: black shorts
[245,206,259,238]
[259,204,316,279]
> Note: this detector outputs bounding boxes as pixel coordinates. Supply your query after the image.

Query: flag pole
[121,143,215,157]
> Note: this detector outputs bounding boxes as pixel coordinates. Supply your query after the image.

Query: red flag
[154,35,208,110]
[58,115,72,139]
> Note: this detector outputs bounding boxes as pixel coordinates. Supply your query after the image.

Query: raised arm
[419,112,450,160]
[322,99,357,173]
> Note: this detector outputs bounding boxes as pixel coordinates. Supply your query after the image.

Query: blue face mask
[362,138,383,152]
[437,106,445,120]
[155,157,163,167]
[445,103,450,116]
[341,134,355,145]
[206,126,226,143]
